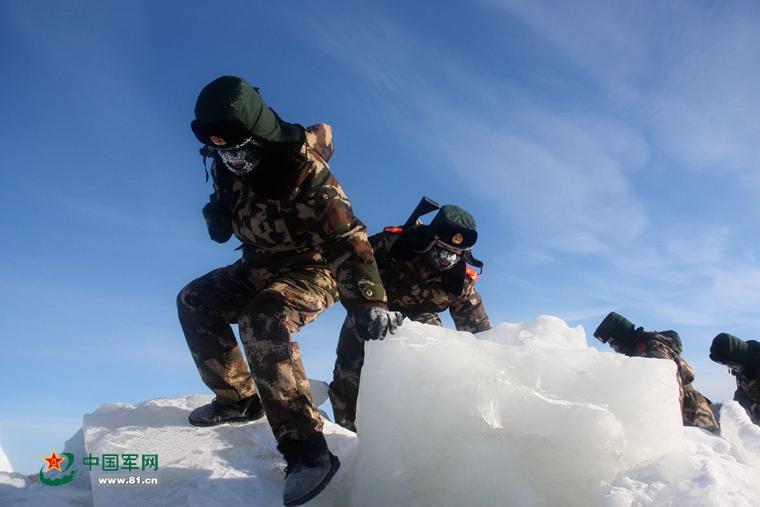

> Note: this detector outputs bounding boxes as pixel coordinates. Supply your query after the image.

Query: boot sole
[188,409,265,427]
[283,453,340,507]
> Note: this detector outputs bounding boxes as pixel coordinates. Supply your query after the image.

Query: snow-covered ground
[1,317,758,506]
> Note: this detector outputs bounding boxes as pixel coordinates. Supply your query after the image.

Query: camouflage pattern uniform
[621,331,719,433]
[178,124,387,443]
[329,227,491,431]
[733,366,760,425]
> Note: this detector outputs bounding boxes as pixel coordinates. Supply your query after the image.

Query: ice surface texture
[353,318,685,507]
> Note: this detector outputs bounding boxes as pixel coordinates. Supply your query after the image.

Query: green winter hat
[594,312,639,344]
[190,76,303,147]
[428,205,478,248]
[710,333,759,368]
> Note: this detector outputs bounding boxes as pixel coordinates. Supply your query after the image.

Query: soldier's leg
[682,385,719,433]
[177,261,259,404]
[328,315,366,432]
[239,267,337,443]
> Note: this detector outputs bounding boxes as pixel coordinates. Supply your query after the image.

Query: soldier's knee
[177,285,191,314]
[239,297,291,344]
[177,283,200,315]
[178,274,217,312]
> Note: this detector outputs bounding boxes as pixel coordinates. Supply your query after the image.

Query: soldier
[329,202,492,431]
[593,312,719,433]
[177,76,401,506]
[709,333,760,425]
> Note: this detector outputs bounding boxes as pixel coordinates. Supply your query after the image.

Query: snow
[0,429,92,507]
[83,396,357,507]
[1,316,759,507]
[0,445,13,473]
[600,428,760,507]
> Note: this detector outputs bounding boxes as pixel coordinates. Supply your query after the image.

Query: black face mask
[427,244,460,271]
[215,139,265,176]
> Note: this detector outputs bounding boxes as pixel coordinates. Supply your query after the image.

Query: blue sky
[2,0,760,473]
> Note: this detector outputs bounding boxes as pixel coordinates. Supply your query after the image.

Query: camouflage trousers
[177,258,338,443]
[329,311,441,432]
[682,384,719,433]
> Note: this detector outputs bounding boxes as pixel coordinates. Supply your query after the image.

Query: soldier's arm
[202,159,233,243]
[674,356,696,385]
[449,283,492,333]
[746,341,760,379]
[645,333,696,384]
[643,335,676,360]
[368,232,395,271]
[296,166,387,310]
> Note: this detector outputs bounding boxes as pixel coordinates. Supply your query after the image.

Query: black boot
[188,394,265,427]
[279,433,340,507]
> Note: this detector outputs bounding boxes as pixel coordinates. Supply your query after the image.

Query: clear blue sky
[2,0,760,474]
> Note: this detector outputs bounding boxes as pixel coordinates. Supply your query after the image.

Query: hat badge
[209,136,227,146]
[451,233,464,245]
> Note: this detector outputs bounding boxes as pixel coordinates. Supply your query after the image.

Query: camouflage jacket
[204,124,386,310]
[733,340,760,424]
[623,330,696,387]
[368,229,491,333]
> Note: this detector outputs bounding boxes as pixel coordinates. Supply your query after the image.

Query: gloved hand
[202,200,233,243]
[353,307,404,341]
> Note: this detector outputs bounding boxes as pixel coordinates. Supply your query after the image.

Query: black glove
[202,200,233,243]
[354,307,404,341]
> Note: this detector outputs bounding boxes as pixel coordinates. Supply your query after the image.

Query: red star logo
[44,451,65,472]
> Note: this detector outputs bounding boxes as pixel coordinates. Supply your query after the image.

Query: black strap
[463,251,484,272]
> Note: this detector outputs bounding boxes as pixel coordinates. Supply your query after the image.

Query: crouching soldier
[329,201,492,431]
[710,333,760,425]
[177,76,401,506]
[594,312,719,433]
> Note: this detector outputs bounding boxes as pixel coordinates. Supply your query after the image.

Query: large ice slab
[477,314,588,349]
[352,319,685,507]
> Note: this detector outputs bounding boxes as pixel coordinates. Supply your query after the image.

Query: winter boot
[188,394,264,427]
[279,433,340,507]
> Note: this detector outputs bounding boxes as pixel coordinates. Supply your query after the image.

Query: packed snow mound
[718,400,760,467]
[600,425,760,507]
[0,428,92,507]
[0,445,12,473]
[83,396,356,507]
[1,316,759,507]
